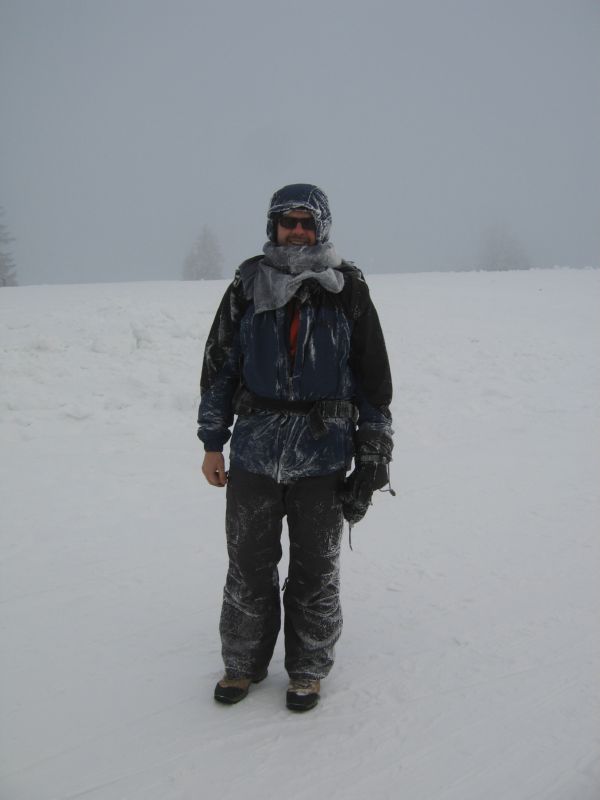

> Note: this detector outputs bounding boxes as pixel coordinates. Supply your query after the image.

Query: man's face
[276,209,317,247]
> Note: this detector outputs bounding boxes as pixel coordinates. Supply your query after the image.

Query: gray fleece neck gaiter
[252,242,344,313]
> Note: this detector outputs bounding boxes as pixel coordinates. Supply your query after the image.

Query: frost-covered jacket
[198,256,393,482]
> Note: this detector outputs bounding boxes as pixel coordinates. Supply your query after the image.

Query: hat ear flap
[266,214,277,242]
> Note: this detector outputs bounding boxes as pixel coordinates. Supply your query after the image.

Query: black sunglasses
[278,215,316,232]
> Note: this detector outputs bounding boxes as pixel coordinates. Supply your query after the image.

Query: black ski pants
[220,466,345,681]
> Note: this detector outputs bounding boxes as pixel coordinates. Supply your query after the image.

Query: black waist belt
[233,387,358,440]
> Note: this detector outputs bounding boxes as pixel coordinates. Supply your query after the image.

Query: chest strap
[233,386,358,440]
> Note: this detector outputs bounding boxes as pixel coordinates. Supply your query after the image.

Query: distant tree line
[183,225,224,280]
[0,206,18,287]
[478,224,531,271]
[182,221,533,277]
[0,211,538,287]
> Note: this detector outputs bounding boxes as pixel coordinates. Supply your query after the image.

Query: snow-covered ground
[1,269,599,800]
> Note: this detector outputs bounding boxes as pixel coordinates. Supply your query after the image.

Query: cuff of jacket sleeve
[355,427,393,463]
[357,453,392,464]
[197,429,225,452]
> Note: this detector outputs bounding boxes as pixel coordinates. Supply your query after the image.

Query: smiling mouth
[288,236,310,244]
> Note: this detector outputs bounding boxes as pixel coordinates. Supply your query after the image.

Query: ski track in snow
[1,270,599,800]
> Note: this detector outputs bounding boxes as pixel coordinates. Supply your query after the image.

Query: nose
[291,220,304,230]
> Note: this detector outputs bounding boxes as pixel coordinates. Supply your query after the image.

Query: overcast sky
[1,0,599,285]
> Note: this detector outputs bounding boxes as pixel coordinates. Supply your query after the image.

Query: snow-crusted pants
[220,466,345,681]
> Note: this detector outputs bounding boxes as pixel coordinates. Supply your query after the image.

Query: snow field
[1,269,599,799]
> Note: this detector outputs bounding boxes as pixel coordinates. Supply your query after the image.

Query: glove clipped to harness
[340,427,394,525]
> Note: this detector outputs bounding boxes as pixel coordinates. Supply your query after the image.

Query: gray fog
[1,0,599,285]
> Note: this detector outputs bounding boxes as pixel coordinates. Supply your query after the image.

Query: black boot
[286,678,320,712]
[214,671,268,705]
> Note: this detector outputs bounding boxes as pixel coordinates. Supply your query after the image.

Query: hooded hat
[266,183,332,244]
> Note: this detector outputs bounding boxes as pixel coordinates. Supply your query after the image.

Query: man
[198,183,393,712]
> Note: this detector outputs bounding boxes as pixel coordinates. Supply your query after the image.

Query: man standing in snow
[198,184,393,711]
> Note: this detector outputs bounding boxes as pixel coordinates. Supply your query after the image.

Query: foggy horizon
[1,0,599,286]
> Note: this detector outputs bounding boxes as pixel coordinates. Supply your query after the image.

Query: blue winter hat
[266,183,332,243]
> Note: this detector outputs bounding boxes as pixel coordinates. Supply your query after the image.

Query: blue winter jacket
[198,257,393,482]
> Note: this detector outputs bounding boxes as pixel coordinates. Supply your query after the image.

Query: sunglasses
[278,215,316,232]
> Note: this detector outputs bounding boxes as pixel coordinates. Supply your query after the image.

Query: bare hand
[202,451,228,487]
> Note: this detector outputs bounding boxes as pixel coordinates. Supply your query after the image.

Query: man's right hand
[202,451,228,487]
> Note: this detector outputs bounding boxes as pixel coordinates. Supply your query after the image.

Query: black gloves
[340,461,389,525]
[340,427,394,525]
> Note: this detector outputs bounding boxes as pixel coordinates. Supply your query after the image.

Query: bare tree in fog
[183,225,224,280]
[478,223,532,271]
[0,207,18,287]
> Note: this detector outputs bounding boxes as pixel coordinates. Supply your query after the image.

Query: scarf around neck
[250,241,345,313]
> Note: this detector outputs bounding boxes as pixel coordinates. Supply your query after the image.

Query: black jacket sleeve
[197,270,248,451]
[345,269,394,464]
